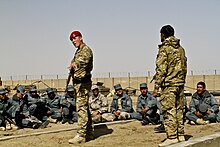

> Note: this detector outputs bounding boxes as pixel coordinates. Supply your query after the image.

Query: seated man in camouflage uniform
[45,88,62,123]
[61,85,77,124]
[25,86,48,122]
[89,85,108,123]
[0,87,13,131]
[9,85,49,129]
[133,83,160,125]
[110,84,134,120]
[186,81,219,125]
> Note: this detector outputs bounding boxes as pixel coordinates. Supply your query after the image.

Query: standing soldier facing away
[153,25,187,146]
[68,31,94,144]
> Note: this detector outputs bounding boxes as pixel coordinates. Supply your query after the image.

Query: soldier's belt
[73,74,91,84]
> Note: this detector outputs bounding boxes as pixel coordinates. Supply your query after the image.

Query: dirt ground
[0,120,220,147]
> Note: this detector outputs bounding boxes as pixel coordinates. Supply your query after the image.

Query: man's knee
[118,112,130,120]
[102,113,114,122]
[132,112,143,120]
[92,114,102,123]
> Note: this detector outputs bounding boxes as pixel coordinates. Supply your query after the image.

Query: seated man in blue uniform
[0,87,13,131]
[110,84,134,120]
[186,81,219,125]
[25,86,48,122]
[61,85,77,124]
[133,83,160,125]
[45,88,62,123]
[10,85,49,129]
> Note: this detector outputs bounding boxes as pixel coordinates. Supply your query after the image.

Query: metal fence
[1,70,220,81]
[1,70,220,95]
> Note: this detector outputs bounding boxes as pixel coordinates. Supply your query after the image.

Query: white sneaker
[205,120,210,124]
[0,127,6,131]
[190,121,196,125]
[11,123,19,130]
[196,118,207,125]
[5,123,12,130]
[48,117,57,123]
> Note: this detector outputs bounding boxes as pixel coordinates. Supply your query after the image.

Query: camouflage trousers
[160,85,184,139]
[74,82,93,138]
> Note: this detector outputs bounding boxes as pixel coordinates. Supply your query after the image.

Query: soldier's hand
[195,111,203,117]
[153,89,159,97]
[141,107,149,114]
[141,108,146,114]
[207,110,213,114]
[92,111,99,117]
[68,62,77,70]
[114,111,120,117]
[47,111,52,115]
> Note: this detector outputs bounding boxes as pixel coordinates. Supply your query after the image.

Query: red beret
[70,31,82,40]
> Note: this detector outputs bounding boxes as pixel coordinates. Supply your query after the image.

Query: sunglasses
[71,35,79,40]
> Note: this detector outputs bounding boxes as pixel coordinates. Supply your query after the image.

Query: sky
[1,0,220,79]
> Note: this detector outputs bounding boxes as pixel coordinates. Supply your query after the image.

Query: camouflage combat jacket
[110,92,133,113]
[89,93,108,114]
[154,36,187,89]
[189,90,219,113]
[136,93,158,113]
[71,43,93,80]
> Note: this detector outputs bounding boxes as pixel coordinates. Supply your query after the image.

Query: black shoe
[154,124,165,133]
[154,124,161,131]
[145,115,156,125]
[141,119,149,126]
[62,118,69,124]
[32,122,42,129]
[68,120,74,124]
[39,120,49,129]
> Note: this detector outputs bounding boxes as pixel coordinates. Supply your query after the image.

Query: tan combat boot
[68,134,86,144]
[178,135,185,142]
[158,138,179,147]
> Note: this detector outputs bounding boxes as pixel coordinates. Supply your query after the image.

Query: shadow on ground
[94,124,113,139]
[185,134,193,141]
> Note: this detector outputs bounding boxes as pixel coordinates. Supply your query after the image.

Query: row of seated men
[0,81,219,131]
[0,85,77,131]
[89,81,220,132]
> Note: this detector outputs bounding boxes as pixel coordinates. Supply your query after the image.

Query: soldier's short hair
[197,81,206,89]
[160,25,175,38]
